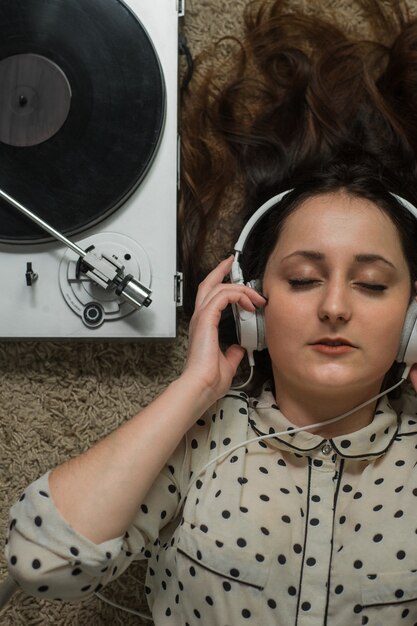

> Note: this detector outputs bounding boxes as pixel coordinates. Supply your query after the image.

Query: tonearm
[0,188,152,310]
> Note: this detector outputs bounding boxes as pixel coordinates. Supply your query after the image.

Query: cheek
[369,301,409,354]
[350,296,410,376]
[263,301,306,353]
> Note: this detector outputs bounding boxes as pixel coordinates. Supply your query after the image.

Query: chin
[307,367,386,395]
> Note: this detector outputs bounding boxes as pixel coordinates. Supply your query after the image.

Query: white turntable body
[0,0,182,339]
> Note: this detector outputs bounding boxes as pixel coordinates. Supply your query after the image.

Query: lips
[309,337,357,356]
[312,337,355,347]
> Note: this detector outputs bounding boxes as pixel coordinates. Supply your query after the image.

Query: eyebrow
[281,250,396,269]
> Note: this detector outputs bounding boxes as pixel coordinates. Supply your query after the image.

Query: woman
[5,1,417,624]
[5,181,417,626]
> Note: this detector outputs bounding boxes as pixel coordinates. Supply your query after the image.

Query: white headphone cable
[231,366,254,389]
[185,373,407,497]
[94,590,153,621]
[94,371,407,619]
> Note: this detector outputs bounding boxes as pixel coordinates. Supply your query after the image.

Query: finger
[189,289,259,345]
[224,344,246,373]
[195,288,263,330]
[195,256,235,308]
[198,281,267,312]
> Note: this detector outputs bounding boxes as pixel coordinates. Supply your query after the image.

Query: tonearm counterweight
[0,188,152,310]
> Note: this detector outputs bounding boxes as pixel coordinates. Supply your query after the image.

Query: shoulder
[217,389,251,415]
[184,390,251,456]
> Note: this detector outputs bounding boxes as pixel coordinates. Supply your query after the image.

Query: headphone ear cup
[232,280,266,354]
[256,309,266,351]
[396,299,417,367]
[249,279,266,351]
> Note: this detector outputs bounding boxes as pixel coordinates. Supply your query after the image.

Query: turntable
[0,0,183,339]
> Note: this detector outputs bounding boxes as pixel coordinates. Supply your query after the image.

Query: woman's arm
[48,256,266,544]
[48,376,212,544]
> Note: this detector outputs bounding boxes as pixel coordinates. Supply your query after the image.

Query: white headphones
[230,189,417,373]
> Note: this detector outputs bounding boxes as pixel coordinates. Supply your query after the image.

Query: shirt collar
[248,383,400,460]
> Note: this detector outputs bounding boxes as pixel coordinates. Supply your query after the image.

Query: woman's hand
[181,256,267,404]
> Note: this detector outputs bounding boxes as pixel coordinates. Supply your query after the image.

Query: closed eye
[288,279,387,292]
[288,278,319,289]
[356,283,387,292]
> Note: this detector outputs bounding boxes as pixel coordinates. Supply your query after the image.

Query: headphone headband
[233,189,293,254]
[233,189,417,259]
[391,193,417,220]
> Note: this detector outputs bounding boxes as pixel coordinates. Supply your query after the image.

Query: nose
[318,279,352,324]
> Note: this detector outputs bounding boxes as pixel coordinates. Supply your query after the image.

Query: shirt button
[321,443,332,455]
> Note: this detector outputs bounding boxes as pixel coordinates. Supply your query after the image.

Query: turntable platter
[0,0,165,243]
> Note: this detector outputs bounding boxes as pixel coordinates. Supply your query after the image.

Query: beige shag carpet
[0,1,414,624]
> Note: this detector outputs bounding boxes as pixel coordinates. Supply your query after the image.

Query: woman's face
[262,192,412,399]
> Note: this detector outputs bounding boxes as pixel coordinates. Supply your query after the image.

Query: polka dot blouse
[5,382,417,625]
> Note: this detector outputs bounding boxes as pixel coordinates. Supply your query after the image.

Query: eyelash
[357,283,387,292]
[287,279,387,292]
[288,279,317,288]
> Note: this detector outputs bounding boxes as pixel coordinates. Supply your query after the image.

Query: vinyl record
[0,0,165,243]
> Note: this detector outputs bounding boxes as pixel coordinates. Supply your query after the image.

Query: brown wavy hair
[179,0,417,316]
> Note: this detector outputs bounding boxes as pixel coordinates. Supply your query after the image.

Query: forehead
[269,192,405,261]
